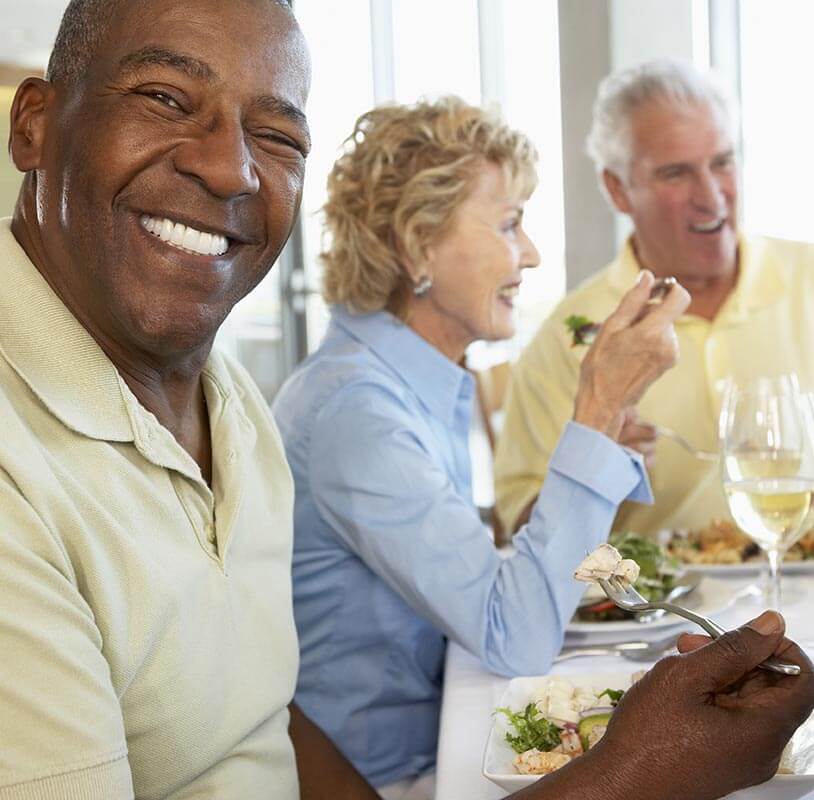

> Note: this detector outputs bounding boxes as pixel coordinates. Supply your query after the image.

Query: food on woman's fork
[495,678,627,775]
[565,276,678,346]
[565,315,601,347]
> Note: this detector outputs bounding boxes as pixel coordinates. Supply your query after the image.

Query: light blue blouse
[272,306,651,786]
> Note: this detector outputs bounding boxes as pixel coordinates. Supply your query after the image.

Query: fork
[653,425,718,462]
[555,632,681,663]
[598,575,800,676]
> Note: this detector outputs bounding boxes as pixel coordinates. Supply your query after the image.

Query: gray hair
[586,58,738,182]
[47,0,293,86]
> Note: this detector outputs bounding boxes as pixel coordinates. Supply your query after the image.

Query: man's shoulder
[522,263,619,362]
[550,266,621,321]
[747,234,814,269]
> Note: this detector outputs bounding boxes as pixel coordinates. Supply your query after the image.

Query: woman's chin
[478,321,516,343]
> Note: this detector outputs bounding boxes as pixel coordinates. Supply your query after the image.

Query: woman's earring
[413,275,433,296]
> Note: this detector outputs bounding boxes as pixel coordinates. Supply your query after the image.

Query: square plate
[483,673,814,799]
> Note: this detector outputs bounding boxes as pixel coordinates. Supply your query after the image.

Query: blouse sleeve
[307,383,651,676]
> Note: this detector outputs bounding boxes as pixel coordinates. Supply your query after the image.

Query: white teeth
[691,217,724,233]
[498,286,520,300]
[139,214,230,256]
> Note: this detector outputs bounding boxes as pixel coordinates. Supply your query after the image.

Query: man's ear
[602,169,633,215]
[9,78,54,173]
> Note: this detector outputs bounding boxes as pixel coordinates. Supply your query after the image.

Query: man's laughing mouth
[140,214,231,257]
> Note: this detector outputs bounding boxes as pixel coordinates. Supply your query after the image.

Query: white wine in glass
[720,375,814,610]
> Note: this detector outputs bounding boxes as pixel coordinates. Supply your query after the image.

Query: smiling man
[494,58,814,538]
[0,0,382,798]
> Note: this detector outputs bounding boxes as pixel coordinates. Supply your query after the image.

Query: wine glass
[719,374,814,611]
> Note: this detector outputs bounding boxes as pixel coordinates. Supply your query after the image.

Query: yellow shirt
[0,220,299,799]
[494,235,814,537]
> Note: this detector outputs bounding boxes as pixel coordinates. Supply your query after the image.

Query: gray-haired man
[495,57,814,538]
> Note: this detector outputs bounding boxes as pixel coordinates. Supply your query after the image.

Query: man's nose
[173,117,260,199]
[692,169,726,213]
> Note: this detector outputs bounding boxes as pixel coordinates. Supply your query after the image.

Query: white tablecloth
[434,574,814,800]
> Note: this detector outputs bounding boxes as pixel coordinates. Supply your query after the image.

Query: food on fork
[564,276,677,346]
[564,314,601,347]
[574,543,640,585]
[574,534,681,622]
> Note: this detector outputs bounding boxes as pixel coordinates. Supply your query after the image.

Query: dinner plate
[681,560,814,577]
[564,577,735,644]
[483,672,634,793]
[483,673,814,799]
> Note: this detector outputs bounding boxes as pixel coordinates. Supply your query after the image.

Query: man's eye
[149,92,182,110]
[256,130,305,156]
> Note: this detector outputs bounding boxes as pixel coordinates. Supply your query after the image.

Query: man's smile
[140,213,232,257]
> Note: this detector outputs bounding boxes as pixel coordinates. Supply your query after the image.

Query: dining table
[433,571,814,800]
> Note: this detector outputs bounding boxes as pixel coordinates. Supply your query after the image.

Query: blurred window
[220,1,565,396]
[738,1,814,241]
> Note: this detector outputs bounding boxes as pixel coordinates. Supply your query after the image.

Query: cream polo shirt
[0,220,298,799]
[494,235,814,537]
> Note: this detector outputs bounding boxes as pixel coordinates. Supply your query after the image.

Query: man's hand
[589,611,814,800]
[617,407,658,468]
[573,271,690,440]
[516,612,814,800]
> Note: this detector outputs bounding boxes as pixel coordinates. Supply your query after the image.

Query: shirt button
[227,450,237,464]
[206,524,216,543]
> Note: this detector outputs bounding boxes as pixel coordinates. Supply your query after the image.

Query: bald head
[47,0,293,85]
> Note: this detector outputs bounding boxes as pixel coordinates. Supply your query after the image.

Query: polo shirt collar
[330,304,473,428]
[605,233,786,323]
[0,218,133,442]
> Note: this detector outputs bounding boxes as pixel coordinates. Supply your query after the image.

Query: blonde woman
[272,96,687,796]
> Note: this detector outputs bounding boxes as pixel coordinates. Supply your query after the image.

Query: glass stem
[766,549,783,611]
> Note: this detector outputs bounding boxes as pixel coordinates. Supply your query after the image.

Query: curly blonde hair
[321,96,538,318]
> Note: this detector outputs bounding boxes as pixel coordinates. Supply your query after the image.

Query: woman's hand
[617,407,658,468]
[572,270,690,440]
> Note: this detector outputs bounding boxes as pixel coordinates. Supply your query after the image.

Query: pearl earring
[413,276,433,296]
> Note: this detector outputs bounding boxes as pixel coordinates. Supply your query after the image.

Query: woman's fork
[598,576,800,676]
[653,425,718,462]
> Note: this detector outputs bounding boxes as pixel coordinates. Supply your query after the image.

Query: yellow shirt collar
[605,233,787,324]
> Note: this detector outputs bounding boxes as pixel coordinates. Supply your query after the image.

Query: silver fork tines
[598,577,800,677]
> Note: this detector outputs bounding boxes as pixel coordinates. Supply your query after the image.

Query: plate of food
[483,672,634,792]
[663,519,814,575]
[483,672,814,799]
[566,533,734,641]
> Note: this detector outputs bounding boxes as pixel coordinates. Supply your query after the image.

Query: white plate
[565,577,735,644]
[483,672,635,793]
[682,560,814,577]
[483,673,814,800]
